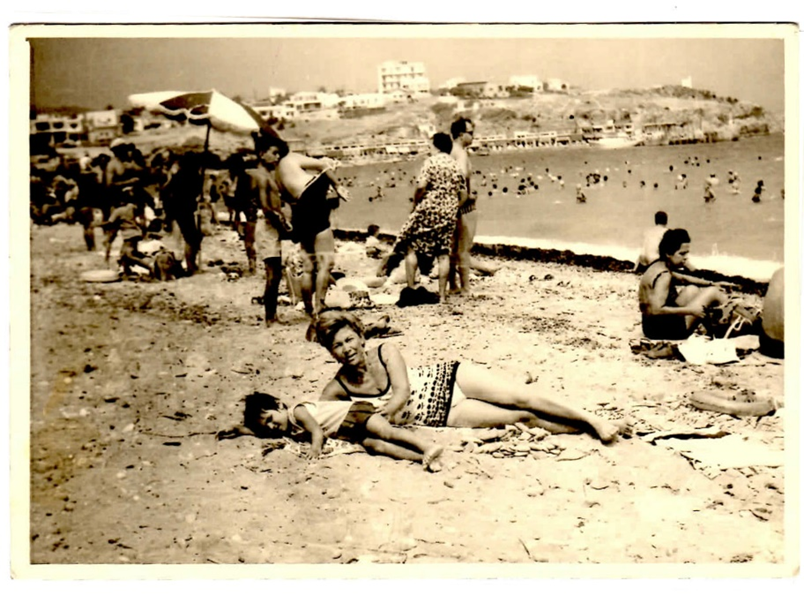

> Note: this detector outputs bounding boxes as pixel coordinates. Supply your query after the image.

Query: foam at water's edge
[333,229,780,290]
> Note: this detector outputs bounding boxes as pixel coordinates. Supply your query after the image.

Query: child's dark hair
[216,392,286,441]
[242,392,281,437]
[367,224,380,237]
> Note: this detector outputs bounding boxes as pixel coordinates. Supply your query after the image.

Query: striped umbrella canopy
[127,89,272,136]
[127,90,281,215]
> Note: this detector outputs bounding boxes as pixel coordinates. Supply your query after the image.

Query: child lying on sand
[217,392,444,472]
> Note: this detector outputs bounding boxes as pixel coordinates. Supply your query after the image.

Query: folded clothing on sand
[396,286,440,307]
[630,339,680,359]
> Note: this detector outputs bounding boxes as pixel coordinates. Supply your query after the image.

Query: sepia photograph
[8,20,799,581]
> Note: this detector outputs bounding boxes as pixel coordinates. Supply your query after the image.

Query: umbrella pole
[197,122,211,230]
[201,122,211,199]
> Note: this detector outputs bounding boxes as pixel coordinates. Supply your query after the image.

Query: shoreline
[333,228,776,295]
[319,133,778,166]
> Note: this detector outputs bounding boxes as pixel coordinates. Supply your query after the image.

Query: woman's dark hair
[659,228,691,260]
[432,132,453,154]
[243,392,282,438]
[314,310,365,352]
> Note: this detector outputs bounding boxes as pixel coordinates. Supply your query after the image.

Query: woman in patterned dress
[394,133,467,301]
[315,311,625,443]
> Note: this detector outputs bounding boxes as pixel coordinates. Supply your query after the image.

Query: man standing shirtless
[449,117,476,294]
[260,135,349,321]
[448,118,496,293]
[247,135,293,325]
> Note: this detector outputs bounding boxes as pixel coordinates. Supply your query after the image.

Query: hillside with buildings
[30,61,782,159]
[283,86,782,157]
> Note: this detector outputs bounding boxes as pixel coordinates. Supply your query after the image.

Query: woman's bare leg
[471,256,498,276]
[676,285,729,330]
[446,399,581,434]
[404,249,418,289]
[436,254,450,301]
[454,363,622,442]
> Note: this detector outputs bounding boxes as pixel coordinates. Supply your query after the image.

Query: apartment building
[377,60,430,96]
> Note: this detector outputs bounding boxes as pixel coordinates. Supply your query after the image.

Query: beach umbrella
[127,90,281,272]
[128,89,280,191]
[127,89,273,141]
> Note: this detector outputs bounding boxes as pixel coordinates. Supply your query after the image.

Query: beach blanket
[262,437,366,459]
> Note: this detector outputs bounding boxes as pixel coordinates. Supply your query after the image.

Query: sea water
[334,134,786,281]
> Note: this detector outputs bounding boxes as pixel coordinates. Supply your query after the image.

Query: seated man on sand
[635,211,668,273]
[638,228,753,340]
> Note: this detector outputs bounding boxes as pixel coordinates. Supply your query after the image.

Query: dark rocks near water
[332,228,768,296]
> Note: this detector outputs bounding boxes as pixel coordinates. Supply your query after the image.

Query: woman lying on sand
[218,392,445,472]
[638,228,756,340]
[314,310,626,443]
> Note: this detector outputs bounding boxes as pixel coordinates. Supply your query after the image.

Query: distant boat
[590,135,643,149]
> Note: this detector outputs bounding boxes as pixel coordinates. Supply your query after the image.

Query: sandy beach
[21,220,790,575]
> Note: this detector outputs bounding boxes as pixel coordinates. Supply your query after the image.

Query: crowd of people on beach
[31,115,785,473]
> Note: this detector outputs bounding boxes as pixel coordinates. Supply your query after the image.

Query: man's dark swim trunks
[289,172,336,246]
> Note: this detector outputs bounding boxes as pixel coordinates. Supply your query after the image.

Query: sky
[24,29,789,114]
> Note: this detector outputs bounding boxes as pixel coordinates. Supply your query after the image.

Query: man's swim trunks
[289,172,335,245]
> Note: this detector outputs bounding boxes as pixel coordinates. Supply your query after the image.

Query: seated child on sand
[217,392,444,472]
[365,224,387,259]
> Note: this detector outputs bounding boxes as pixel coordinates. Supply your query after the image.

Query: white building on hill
[378,60,431,96]
[442,77,467,91]
[287,91,341,113]
[681,76,693,88]
[509,75,544,91]
[339,92,386,110]
[254,104,298,122]
[545,78,568,92]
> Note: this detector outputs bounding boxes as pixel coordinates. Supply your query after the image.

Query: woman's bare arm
[377,344,412,421]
